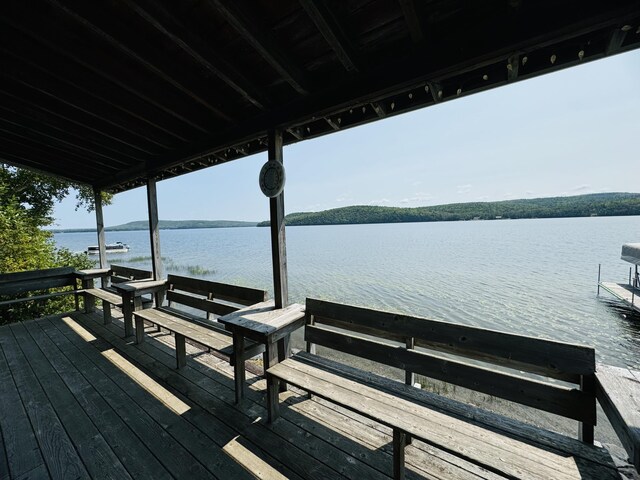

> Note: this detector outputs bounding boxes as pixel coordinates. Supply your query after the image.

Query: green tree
[0,164,111,322]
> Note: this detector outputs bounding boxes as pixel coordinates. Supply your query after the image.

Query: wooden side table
[218,301,305,403]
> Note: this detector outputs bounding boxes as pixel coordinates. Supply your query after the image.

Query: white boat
[87,242,130,254]
[598,243,640,313]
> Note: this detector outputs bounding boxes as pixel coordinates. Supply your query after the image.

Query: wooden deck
[600,282,640,314]
[0,310,631,480]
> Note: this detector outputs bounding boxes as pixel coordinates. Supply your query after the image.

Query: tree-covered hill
[258,193,640,227]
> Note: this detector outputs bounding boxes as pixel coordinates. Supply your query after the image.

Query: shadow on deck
[0,310,480,480]
[0,310,634,479]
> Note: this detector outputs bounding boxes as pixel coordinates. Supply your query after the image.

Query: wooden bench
[133,274,268,369]
[0,267,81,319]
[77,265,153,329]
[596,364,640,470]
[266,298,628,480]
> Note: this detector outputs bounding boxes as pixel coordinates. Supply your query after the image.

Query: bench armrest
[112,279,167,296]
[74,268,111,280]
[595,364,640,470]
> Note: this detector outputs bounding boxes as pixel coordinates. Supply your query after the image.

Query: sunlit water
[54,216,640,368]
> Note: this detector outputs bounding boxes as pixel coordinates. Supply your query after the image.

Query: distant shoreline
[50,192,640,232]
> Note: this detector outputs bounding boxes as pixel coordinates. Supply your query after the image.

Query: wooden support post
[393,429,406,480]
[233,331,246,403]
[268,129,288,309]
[405,337,415,445]
[579,374,596,444]
[175,333,186,369]
[135,316,145,344]
[146,178,164,306]
[266,341,281,423]
[93,186,108,288]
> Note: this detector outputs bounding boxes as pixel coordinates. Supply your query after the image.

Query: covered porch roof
[2,1,640,192]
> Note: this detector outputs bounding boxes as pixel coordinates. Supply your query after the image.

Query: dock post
[147,177,164,306]
[597,264,601,296]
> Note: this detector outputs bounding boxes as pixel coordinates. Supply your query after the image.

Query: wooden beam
[398,0,424,43]
[427,82,442,103]
[0,17,210,136]
[40,0,235,123]
[606,25,630,54]
[209,0,309,94]
[507,54,519,82]
[268,129,288,309]
[146,178,163,289]
[371,102,387,118]
[122,0,270,110]
[325,117,340,130]
[93,186,108,288]
[299,0,358,72]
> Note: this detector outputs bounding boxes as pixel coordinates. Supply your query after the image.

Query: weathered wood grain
[47,317,229,480]
[306,324,595,423]
[0,330,48,480]
[74,312,336,480]
[269,357,616,480]
[27,319,172,480]
[596,364,640,469]
[295,352,616,469]
[10,321,132,480]
[0,324,90,479]
[307,298,595,380]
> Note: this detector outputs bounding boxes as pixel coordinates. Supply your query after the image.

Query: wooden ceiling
[2,0,640,192]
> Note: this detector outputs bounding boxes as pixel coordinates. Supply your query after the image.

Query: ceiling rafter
[42,0,236,123]
[398,0,424,43]
[0,16,211,136]
[123,0,271,111]
[299,0,358,72]
[208,0,309,95]
[0,102,143,163]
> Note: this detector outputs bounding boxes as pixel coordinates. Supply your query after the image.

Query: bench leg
[233,331,246,403]
[175,333,186,369]
[276,335,290,393]
[135,316,145,344]
[267,373,281,423]
[122,293,134,338]
[393,429,406,480]
[82,279,95,313]
[103,301,112,325]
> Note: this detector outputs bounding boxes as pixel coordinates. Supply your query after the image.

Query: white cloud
[367,198,390,205]
[457,184,472,194]
[571,184,591,192]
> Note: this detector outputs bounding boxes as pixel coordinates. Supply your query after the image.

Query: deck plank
[43,316,237,480]
[24,319,173,480]
[0,325,89,480]
[75,311,357,480]
[102,313,507,480]
[0,334,48,480]
[9,322,133,480]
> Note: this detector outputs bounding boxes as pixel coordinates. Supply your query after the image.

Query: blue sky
[53,50,640,229]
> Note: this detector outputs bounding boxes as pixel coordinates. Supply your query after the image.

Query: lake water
[54,216,640,369]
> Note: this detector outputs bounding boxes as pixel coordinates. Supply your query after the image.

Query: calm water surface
[54,216,640,368]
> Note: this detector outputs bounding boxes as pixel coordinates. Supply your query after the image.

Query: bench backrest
[304,298,596,426]
[166,274,267,317]
[0,267,77,296]
[109,264,152,284]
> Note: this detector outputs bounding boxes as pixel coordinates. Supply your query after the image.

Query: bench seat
[134,274,268,369]
[264,298,630,479]
[78,265,153,329]
[269,351,618,480]
[135,307,263,366]
[84,287,123,306]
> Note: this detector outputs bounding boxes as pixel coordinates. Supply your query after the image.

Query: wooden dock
[599,282,640,314]
[0,310,634,479]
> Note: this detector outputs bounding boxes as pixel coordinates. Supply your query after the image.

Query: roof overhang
[2,1,639,192]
